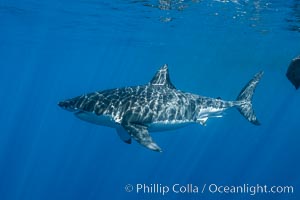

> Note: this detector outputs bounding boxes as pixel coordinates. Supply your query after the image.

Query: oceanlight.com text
[207,183,294,196]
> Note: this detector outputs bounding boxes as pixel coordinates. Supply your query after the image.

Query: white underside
[75,112,196,132]
[75,108,225,132]
[147,120,193,132]
[75,112,117,128]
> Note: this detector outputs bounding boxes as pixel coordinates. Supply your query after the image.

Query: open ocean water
[0,0,300,200]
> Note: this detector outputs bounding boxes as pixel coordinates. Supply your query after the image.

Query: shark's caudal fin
[236,71,264,125]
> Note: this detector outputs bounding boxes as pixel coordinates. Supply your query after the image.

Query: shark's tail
[236,71,264,125]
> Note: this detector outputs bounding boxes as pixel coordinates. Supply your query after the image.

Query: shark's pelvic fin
[149,64,176,89]
[236,71,264,125]
[122,123,162,152]
[116,126,132,144]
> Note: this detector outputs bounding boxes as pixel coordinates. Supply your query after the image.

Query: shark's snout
[58,100,74,111]
[58,101,67,108]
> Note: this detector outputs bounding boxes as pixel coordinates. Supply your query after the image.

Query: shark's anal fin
[116,126,132,144]
[122,123,162,152]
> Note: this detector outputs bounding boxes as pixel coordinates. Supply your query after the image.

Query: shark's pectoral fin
[122,123,162,152]
[116,126,132,144]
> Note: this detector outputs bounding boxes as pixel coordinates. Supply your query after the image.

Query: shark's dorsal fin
[149,64,176,89]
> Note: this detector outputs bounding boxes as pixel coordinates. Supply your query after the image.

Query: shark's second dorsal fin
[149,64,176,89]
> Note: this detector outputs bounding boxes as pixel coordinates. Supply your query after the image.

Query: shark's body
[59,65,263,152]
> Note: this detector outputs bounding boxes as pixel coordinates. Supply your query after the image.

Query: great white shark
[58,65,263,152]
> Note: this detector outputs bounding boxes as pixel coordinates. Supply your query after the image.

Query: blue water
[0,0,300,199]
